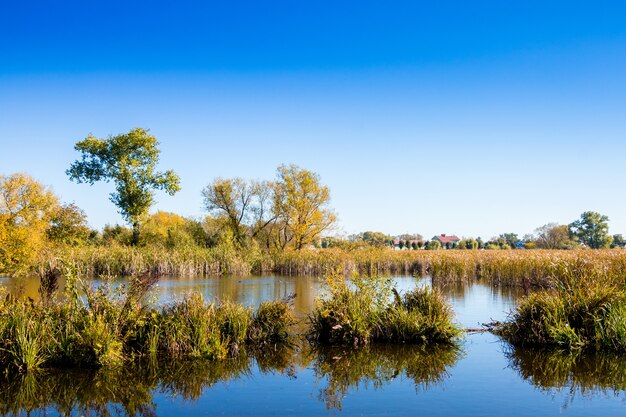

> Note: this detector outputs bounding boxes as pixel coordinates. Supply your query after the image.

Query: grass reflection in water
[507,346,626,405]
[0,346,297,417]
[0,343,463,416]
[307,344,463,411]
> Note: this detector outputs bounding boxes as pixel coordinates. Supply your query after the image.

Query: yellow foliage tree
[273,164,336,250]
[0,173,59,275]
[139,211,206,249]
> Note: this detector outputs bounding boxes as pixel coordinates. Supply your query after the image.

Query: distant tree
[272,164,336,250]
[611,234,625,249]
[360,231,391,247]
[476,237,484,249]
[466,239,479,250]
[569,211,612,249]
[398,233,423,242]
[202,178,275,248]
[499,233,519,249]
[411,241,418,250]
[426,240,441,250]
[47,202,91,245]
[101,224,133,246]
[139,211,207,249]
[67,128,180,245]
[320,236,345,248]
[534,223,576,249]
[0,173,58,274]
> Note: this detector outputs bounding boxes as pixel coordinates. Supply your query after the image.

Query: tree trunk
[132,221,140,246]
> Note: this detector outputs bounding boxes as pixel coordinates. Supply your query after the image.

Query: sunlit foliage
[47,202,92,245]
[0,173,59,274]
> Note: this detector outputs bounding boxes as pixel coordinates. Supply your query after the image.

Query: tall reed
[35,246,626,290]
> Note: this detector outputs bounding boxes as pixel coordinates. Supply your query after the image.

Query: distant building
[432,234,461,248]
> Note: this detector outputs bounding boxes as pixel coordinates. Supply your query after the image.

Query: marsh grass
[308,273,461,346]
[276,248,626,288]
[499,261,626,351]
[0,267,295,373]
[35,246,626,290]
[36,244,259,278]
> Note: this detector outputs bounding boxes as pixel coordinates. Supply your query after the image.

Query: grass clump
[308,273,461,346]
[499,262,626,352]
[377,286,461,344]
[249,299,295,346]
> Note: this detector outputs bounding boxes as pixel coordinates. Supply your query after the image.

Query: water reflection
[308,344,463,410]
[0,343,462,416]
[0,347,298,417]
[507,347,626,403]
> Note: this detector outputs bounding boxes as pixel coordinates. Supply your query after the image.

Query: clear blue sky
[1,0,625,239]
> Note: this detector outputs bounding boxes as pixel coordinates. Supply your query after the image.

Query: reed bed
[274,248,626,288]
[35,244,261,277]
[308,273,461,346]
[35,246,626,290]
[0,271,294,373]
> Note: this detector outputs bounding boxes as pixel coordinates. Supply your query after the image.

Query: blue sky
[1,1,625,239]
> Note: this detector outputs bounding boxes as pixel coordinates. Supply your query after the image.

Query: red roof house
[432,234,461,245]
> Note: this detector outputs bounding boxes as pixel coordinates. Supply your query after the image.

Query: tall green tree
[67,128,180,245]
[273,164,336,250]
[569,211,612,249]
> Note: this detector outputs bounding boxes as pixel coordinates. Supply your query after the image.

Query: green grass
[498,261,626,352]
[0,269,295,373]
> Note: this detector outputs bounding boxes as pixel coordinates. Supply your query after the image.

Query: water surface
[1,275,625,416]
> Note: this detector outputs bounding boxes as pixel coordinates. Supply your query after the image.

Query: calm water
[1,275,626,416]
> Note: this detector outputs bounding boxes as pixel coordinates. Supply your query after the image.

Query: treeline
[1,128,624,277]
[1,129,337,276]
[321,212,624,251]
